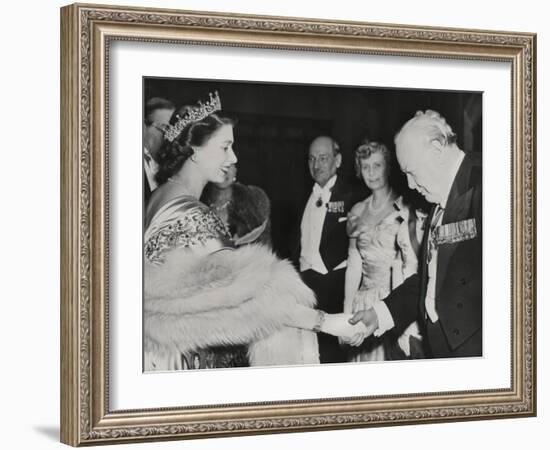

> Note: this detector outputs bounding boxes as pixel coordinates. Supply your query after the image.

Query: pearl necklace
[369,189,393,213]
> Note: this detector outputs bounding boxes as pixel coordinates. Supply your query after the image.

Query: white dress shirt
[373,152,465,334]
[299,175,346,274]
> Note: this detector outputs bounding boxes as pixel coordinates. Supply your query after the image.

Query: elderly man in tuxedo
[292,136,364,363]
[349,110,482,358]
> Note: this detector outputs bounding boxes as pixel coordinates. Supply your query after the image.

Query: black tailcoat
[290,176,365,363]
[290,177,364,271]
[383,152,482,357]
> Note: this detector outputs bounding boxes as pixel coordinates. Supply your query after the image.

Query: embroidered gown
[347,197,423,362]
[144,195,248,371]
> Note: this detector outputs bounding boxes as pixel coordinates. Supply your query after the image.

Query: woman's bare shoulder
[349,197,369,217]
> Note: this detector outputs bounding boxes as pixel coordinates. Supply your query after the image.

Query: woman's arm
[344,238,362,313]
[343,201,366,313]
[286,304,368,339]
[396,207,424,282]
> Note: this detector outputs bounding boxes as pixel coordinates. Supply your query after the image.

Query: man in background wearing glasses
[143,97,175,204]
[291,135,363,363]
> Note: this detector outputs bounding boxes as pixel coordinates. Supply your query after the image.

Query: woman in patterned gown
[342,139,425,362]
[143,93,366,371]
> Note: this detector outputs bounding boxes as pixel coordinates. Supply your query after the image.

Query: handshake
[321,309,379,347]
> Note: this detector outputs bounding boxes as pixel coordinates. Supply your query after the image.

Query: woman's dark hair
[155,108,236,186]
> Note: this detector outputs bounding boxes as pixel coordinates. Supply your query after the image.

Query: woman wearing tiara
[342,139,425,362]
[144,92,366,371]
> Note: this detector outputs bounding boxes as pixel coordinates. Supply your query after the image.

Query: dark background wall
[144,78,482,258]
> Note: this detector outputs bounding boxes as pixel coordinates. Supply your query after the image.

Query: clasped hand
[321,313,368,342]
[340,308,379,347]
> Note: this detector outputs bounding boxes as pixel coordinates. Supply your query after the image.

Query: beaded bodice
[144,196,231,264]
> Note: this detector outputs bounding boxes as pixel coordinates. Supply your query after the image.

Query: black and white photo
[142,78,482,371]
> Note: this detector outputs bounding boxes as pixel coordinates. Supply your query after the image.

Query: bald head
[308,136,341,187]
[395,110,463,205]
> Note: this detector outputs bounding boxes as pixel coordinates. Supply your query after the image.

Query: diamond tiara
[164,91,222,143]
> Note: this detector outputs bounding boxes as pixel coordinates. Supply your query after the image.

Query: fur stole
[228,183,269,233]
[144,244,319,366]
[202,182,272,246]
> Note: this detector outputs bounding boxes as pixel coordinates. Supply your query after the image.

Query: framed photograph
[60,3,536,446]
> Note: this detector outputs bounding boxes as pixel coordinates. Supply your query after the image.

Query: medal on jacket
[327,201,345,214]
[314,183,335,208]
[427,206,445,262]
[434,218,477,246]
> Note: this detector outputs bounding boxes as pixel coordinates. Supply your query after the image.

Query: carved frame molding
[60,3,536,446]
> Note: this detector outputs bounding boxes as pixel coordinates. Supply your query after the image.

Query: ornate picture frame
[60,3,536,446]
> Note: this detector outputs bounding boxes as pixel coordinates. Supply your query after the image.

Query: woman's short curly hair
[354,139,392,178]
[155,107,236,186]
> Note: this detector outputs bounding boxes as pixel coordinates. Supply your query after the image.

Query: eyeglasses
[308,155,333,165]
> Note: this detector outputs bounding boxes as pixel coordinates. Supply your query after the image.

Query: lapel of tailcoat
[320,177,344,245]
[418,205,436,319]
[435,155,475,298]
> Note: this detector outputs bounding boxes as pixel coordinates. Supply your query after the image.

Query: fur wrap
[145,244,320,366]
[202,182,272,246]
